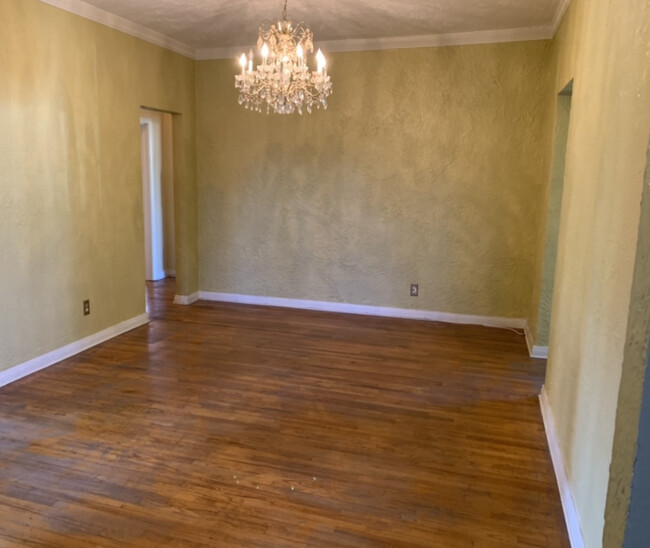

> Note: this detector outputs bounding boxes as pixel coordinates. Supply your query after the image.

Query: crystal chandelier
[234,0,333,115]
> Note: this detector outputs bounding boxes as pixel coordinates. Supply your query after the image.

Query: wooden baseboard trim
[539,386,586,548]
[198,291,526,330]
[0,313,149,389]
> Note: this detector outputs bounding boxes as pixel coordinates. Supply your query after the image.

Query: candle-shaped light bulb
[296,44,304,65]
[248,49,254,73]
[262,42,269,63]
[239,53,247,74]
[316,49,326,74]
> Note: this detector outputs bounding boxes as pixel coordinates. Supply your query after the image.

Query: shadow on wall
[534,80,573,349]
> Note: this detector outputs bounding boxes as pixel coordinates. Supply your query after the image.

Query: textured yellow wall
[5,1,650,545]
[0,0,198,372]
[161,113,176,275]
[605,141,650,547]
[543,0,650,545]
[527,0,587,351]
[529,92,572,348]
[197,43,552,318]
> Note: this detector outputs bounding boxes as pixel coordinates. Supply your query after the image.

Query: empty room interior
[1,0,650,546]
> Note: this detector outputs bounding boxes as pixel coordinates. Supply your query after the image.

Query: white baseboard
[174,292,199,305]
[524,321,549,358]
[198,291,526,329]
[0,313,149,389]
[532,345,549,359]
[539,387,586,548]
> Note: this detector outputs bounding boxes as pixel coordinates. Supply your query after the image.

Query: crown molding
[38,0,571,62]
[196,25,554,60]
[551,0,573,36]
[196,46,244,61]
[38,0,197,59]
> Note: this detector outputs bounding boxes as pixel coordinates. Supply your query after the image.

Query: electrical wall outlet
[83,299,90,316]
[410,284,419,297]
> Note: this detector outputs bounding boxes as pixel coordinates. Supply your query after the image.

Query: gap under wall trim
[0,314,149,390]
[198,291,527,330]
[539,386,586,548]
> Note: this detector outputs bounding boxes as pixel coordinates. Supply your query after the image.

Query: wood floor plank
[0,279,569,547]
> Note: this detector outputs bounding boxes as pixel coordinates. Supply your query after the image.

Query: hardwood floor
[0,280,569,547]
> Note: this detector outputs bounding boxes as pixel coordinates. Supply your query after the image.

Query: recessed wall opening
[140,108,176,284]
[140,108,177,315]
[534,80,574,351]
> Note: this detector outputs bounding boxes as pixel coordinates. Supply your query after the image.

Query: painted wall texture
[197,43,552,318]
[527,0,587,352]
[531,91,572,348]
[621,333,650,547]
[0,0,198,373]
[4,1,650,546]
[605,140,650,547]
[542,0,650,546]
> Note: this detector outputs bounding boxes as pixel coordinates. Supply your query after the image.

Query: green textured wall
[542,0,650,545]
[197,43,552,318]
[0,0,198,372]
[526,0,581,350]
[533,91,572,348]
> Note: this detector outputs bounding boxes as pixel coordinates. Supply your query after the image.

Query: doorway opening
[140,108,176,313]
[140,108,176,281]
[532,80,574,355]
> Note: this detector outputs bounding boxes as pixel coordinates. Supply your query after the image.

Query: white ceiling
[40,0,570,59]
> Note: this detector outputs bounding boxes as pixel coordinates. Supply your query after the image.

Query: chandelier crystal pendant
[234,0,333,115]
